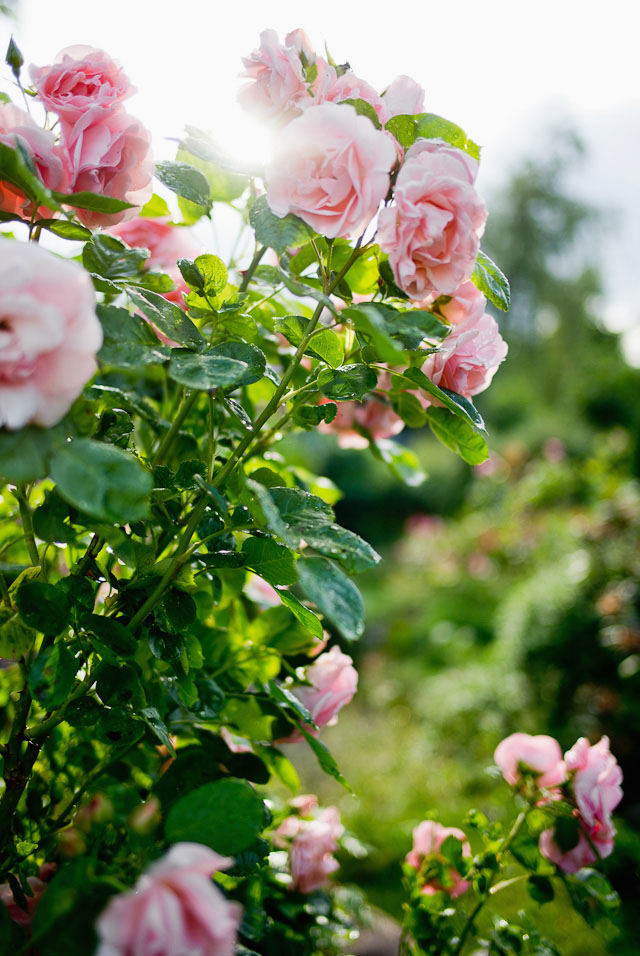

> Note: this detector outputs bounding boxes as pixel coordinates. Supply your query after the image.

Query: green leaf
[83,233,148,281]
[82,613,137,659]
[210,341,266,386]
[301,524,381,573]
[194,253,227,295]
[385,112,480,160]
[5,37,23,79]
[341,97,381,128]
[165,778,265,855]
[241,537,298,586]
[140,706,176,755]
[527,874,555,904]
[154,160,212,209]
[0,612,35,660]
[0,426,57,482]
[168,349,249,389]
[342,304,407,362]
[0,140,59,212]
[249,194,315,254]
[297,556,364,641]
[318,364,378,401]
[300,727,351,790]
[127,288,205,351]
[177,136,248,205]
[140,193,171,217]
[274,316,344,368]
[397,367,486,432]
[255,745,300,792]
[53,190,134,213]
[97,304,169,368]
[0,889,27,947]
[426,408,489,465]
[371,437,427,486]
[32,489,75,543]
[37,218,92,241]
[564,868,620,927]
[268,680,316,728]
[51,439,153,524]
[16,580,70,635]
[274,588,323,639]
[472,249,511,312]
[393,390,428,428]
[28,642,78,707]
[292,402,337,429]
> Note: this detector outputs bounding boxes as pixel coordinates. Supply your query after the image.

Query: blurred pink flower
[95,842,241,956]
[406,820,471,898]
[0,241,102,430]
[494,733,567,788]
[31,46,133,121]
[378,139,486,298]
[274,806,344,893]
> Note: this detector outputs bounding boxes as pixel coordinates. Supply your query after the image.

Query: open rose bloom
[95,843,241,956]
[0,241,102,430]
[276,646,358,743]
[494,733,567,789]
[406,820,471,898]
[0,103,68,216]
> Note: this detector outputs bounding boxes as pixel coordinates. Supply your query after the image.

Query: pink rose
[0,103,68,217]
[406,821,471,898]
[420,310,507,399]
[436,280,487,327]
[0,875,46,928]
[494,733,567,789]
[238,29,313,119]
[265,102,396,239]
[60,106,153,228]
[277,646,358,743]
[382,75,425,117]
[275,806,344,893]
[31,46,133,121]
[111,217,201,311]
[0,240,102,430]
[318,396,404,449]
[378,139,487,298]
[313,67,390,125]
[540,736,623,872]
[95,842,241,956]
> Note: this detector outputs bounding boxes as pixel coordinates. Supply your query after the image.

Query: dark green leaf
[426,408,489,465]
[0,426,60,482]
[51,439,153,524]
[16,580,70,635]
[472,249,511,312]
[168,349,249,389]
[210,341,266,386]
[300,727,351,790]
[394,367,486,432]
[97,304,169,368]
[154,160,212,209]
[297,556,364,641]
[82,613,137,658]
[0,140,59,211]
[6,37,23,79]
[29,862,111,956]
[292,402,337,429]
[127,288,205,351]
[249,194,314,254]
[268,680,316,728]
[37,218,92,241]
[28,643,78,707]
[318,364,377,401]
[165,778,265,855]
[564,868,620,927]
[53,190,134,213]
[241,537,298,586]
[140,706,176,755]
[302,524,381,573]
[0,612,34,660]
[83,234,148,280]
[275,588,323,639]
[33,489,76,543]
[527,875,555,904]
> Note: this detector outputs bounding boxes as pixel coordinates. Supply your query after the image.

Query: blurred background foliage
[276,129,640,954]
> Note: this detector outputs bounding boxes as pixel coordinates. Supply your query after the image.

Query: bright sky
[2,0,640,358]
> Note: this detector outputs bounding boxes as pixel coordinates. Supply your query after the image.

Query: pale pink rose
[289,794,319,816]
[406,821,471,898]
[436,281,487,326]
[111,217,200,311]
[60,105,153,228]
[31,46,133,121]
[318,396,404,449]
[0,103,68,216]
[0,875,46,927]
[539,826,613,874]
[238,29,312,119]
[265,102,396,239]
[382,75,426,117]
[0,241,102,430]
[95,842,241,956]
[275,806,344,893]
[566,736,623,843]
[244,572,281,607]
[420,310,507,399]
[313,67,390,125]
[494,733,566,789]
[277,646,358,743]
[378,139,486,298]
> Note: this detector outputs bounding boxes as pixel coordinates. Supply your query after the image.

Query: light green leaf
[472,249,511,312]
[168,349,249,389]
[426,408,489,465]
[127,288,205,351]
[155,160,212,209]
[241,537,298,586]
[249,195,315,254]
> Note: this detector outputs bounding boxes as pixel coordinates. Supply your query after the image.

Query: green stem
[451,809,528,956]
[238,245,267,293]
[152,390,198,467]
[0,571,10,606]
[0,683,38,861]
[25,661,107,741]
[16,485,39,568]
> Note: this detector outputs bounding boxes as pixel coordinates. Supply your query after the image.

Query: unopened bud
[57,827,87,858]
[128,796,162,836]
[73,793,114,832]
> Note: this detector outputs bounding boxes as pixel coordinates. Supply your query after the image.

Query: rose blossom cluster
[274,799,344,893]
[405,820,471,898]
[238,31,506,445]
[495,732,623,873]
[0,46,152,227]
[95,842,241,956]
